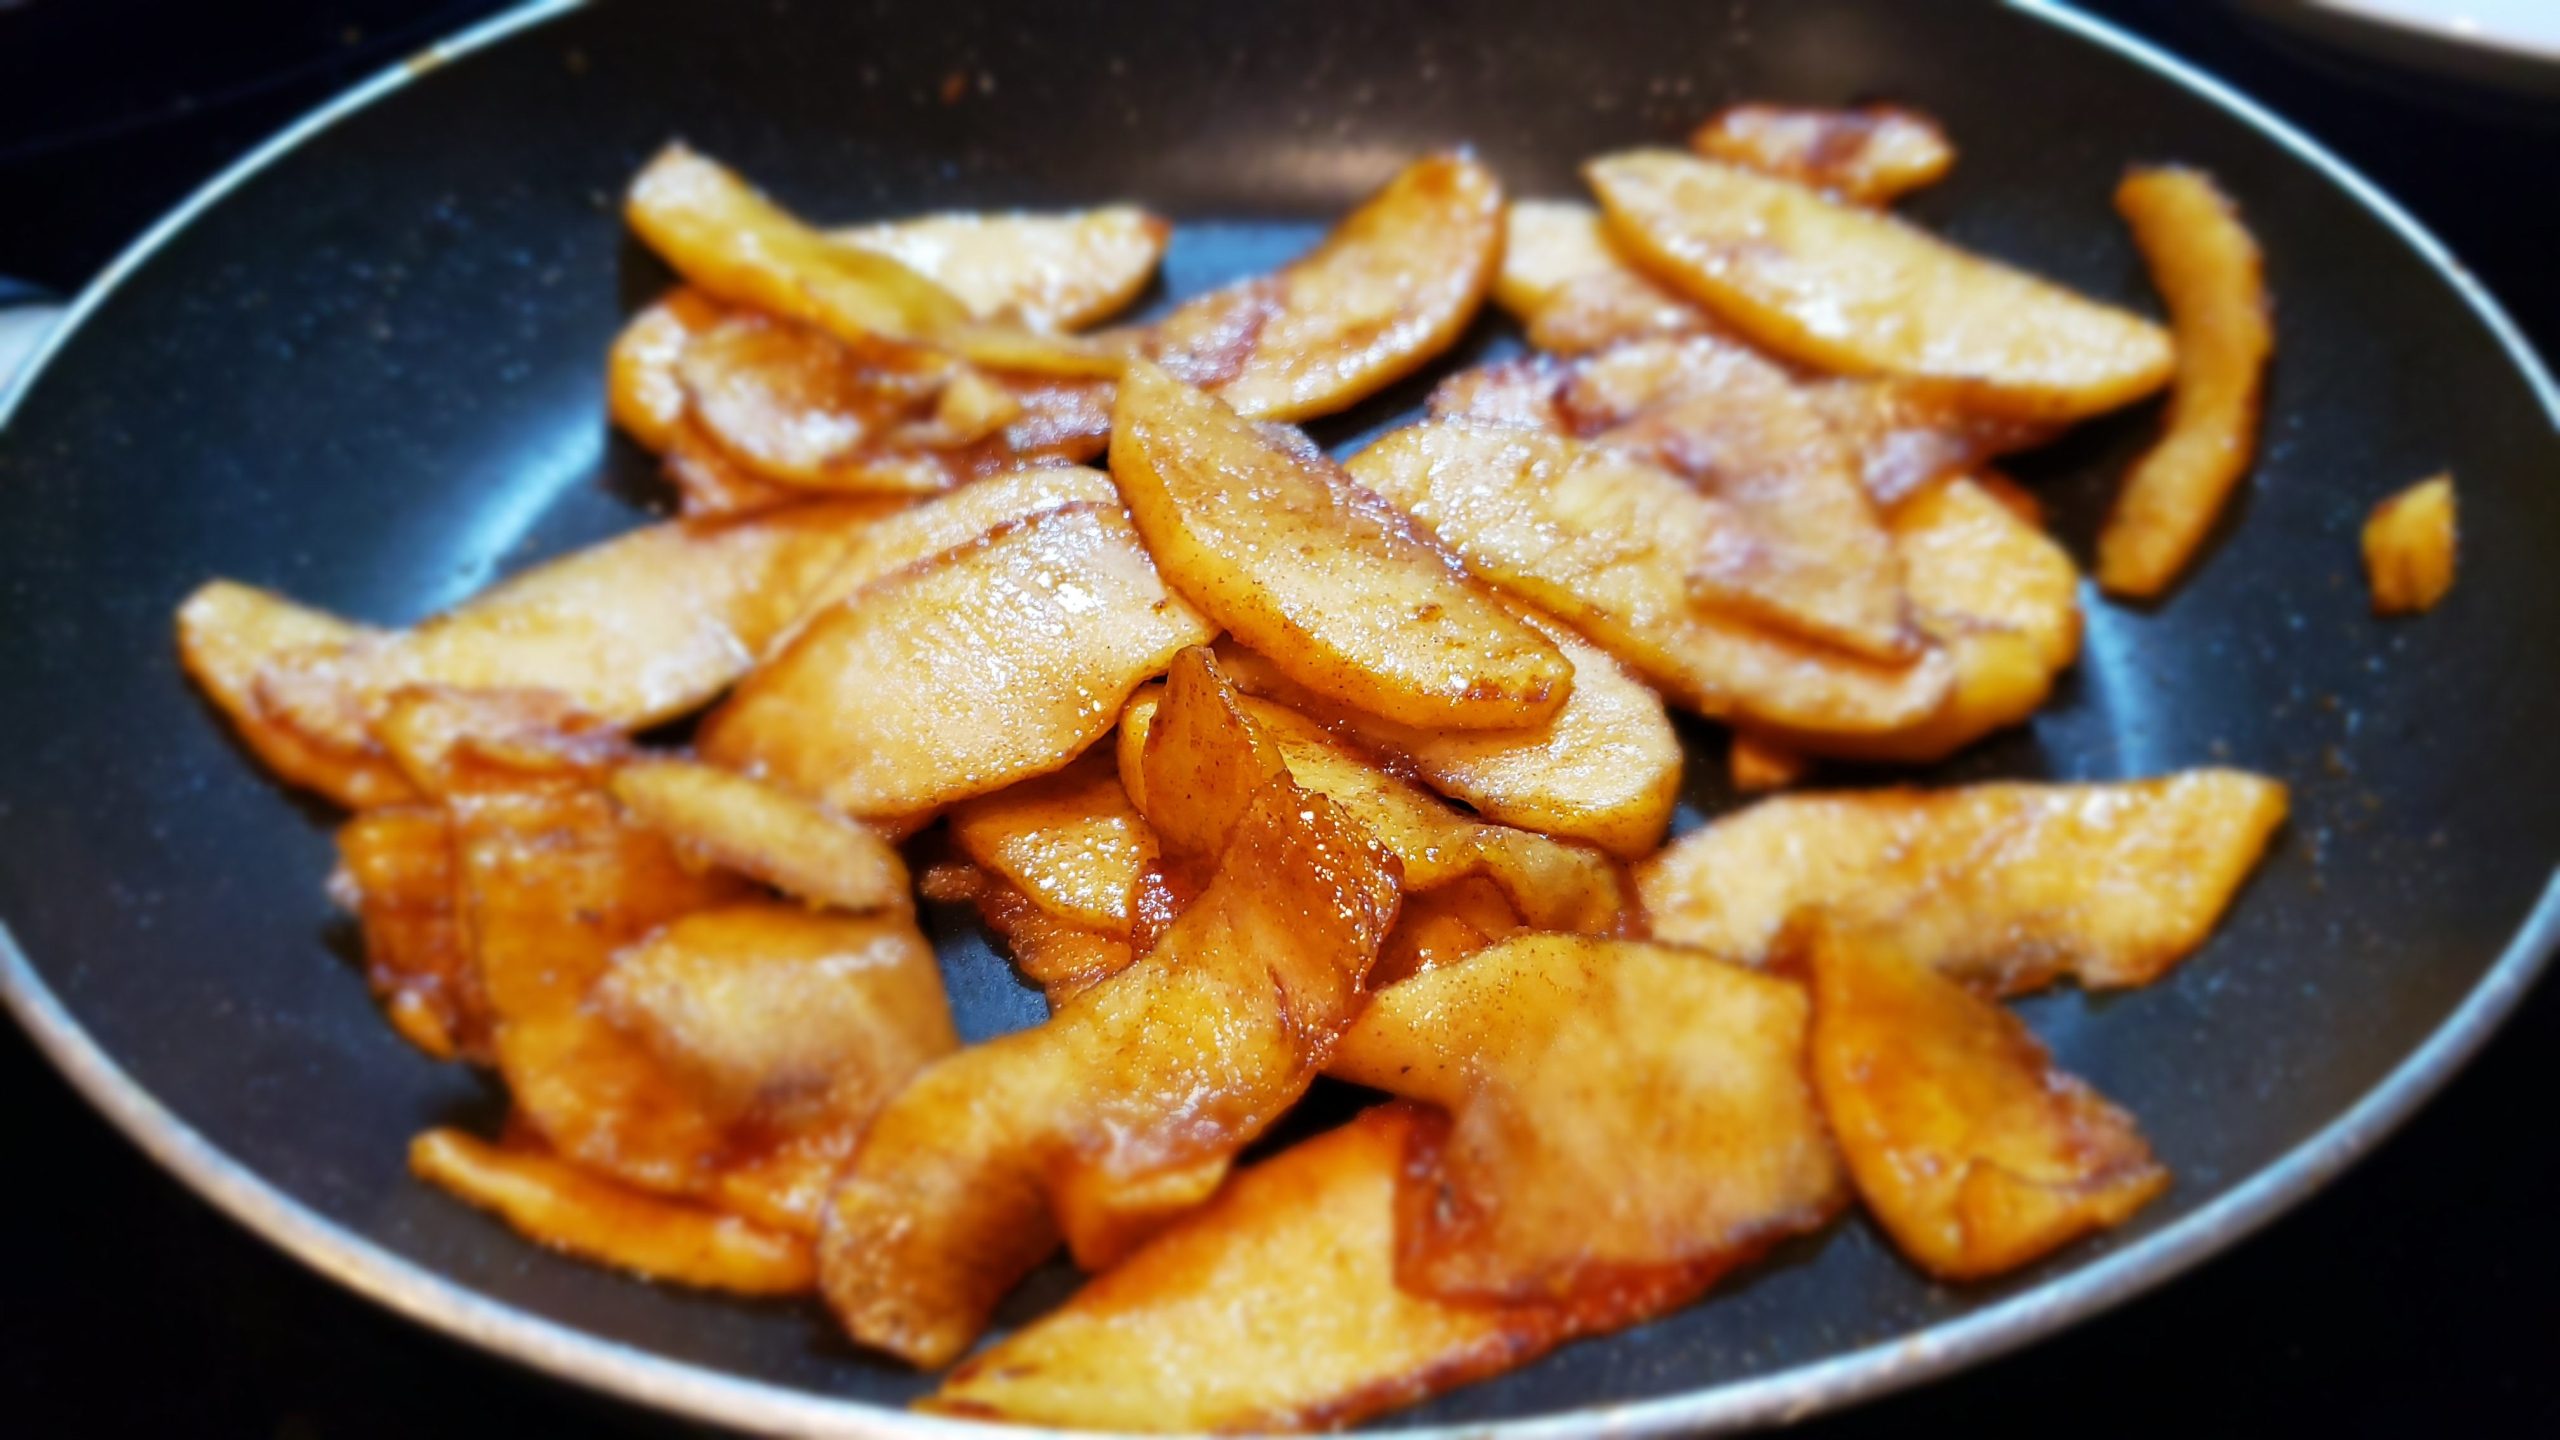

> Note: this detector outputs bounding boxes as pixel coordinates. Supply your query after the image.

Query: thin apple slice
[175,580,420,808]
[1110,359,1571,729]
[817,777,1399,1367]
[1688,103,1955,204]
[947,749,1157,937]
[1587,150,2174,421]
[624,144,1116,377]
[1556,335,1915,661]
[1140,152,1503,421]
[1118,680,1627,936]
[1807,922,2168,1280]
[1330,936,1846,1305]
[1206,609,1681,860]
[699,502,1212,824]
[830,205,1170,331]
[254,500,897,755]
[1347,419,1955,736]
[411,1129,816,1295]
[1635,770,2290,994]
[925,1106,1588,1433]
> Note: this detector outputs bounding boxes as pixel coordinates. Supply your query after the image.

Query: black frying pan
[4,0,2557,1433]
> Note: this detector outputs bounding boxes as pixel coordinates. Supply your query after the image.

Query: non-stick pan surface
[3,1,2556,1434]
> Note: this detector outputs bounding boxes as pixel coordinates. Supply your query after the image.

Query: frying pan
[3,0,2556,1433]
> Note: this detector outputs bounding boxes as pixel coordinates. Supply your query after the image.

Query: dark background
[2,1,2553,1434]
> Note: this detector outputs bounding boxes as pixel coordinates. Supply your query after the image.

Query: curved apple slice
[1111,360,1571,730]
[1347,420,1955,737]
[1587,150,2173,421]
[831,206,1170,332]
[1143,152,1503,421]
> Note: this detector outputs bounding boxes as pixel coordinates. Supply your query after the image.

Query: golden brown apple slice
[175,580,421,808]
[829,205,1170,331]
[788,463,1119,619]
[2096,166,2275,598]
[817,781,1399,1367]
[455,782,749,1194]
[334,806,479,1060]
[674,311,1113,494]
[2363,472,2458,616]
[608,759,909,914]
[623,144,1116,377]
[926,1106,1595,1432]
[1347,420,1955,735]
[594,904,955,1131]
[254,500,896,756]
[1493,199,1720,355]
[1587,150,2174,421]
[410,1129,816,1294]
[947,749,1157,937]
[1140,152,1503,420]
[1110,360,1571,729]
[697,502,1212,823]
[1753,473,2082,764]
[1331,936,1847,1305]
[1369,877,1524,989]
[1688,103,1955,204]
[1555,335,1915,661]
[1807,922,2169,1280]
[1636,770,2290,993]
[1118,680,1627,935]
[1206,610,1681,860]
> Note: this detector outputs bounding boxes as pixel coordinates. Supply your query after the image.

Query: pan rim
[5,0,2558,1435]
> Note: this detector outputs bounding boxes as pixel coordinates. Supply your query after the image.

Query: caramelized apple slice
[817,780,1398,1366]
[1755,473,2082,764]
[1140,152,1503,420]
[1118,679,1626,935]
[1807,922,2168,1280]
[411,1129,815,1294]
[334,806,480,1059]
[1207,610,1681,860]
[2096,166,2276,598]
[255,501,896,755]
[1348,420,1955,736]
[1111,360,1570,730]
[947,749,1156,936]
[1494,199,1720,355]
[1556,335,1915,661]
[610,759,908,913]
[1332,936,1847,1304]
[926,1106,1587,1433]
[830,205,1170,331]
[1688,103,1955,204]
[1636,770,2290,993]
[698,502,1213,823]
[624,144,1115,377]
[1588,150,2173,421]
[175,580,420,809]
